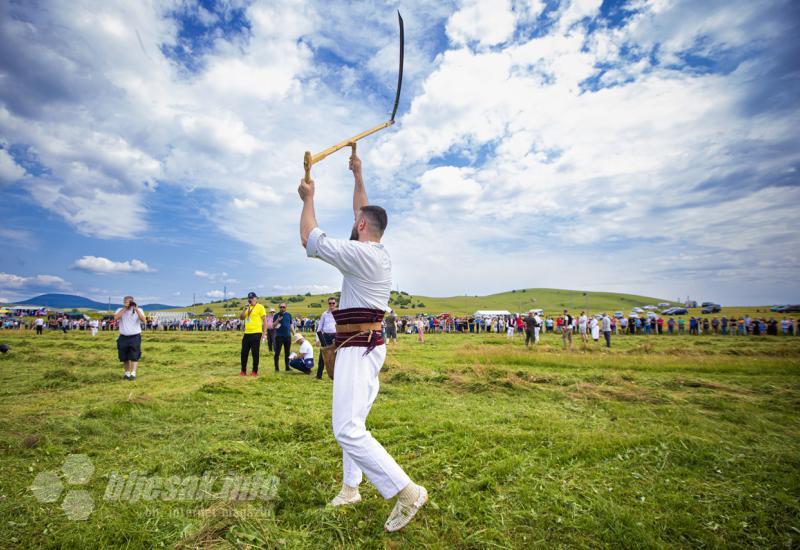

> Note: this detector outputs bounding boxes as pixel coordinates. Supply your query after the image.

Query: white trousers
[534,327,540,343]
[332,345,410,499]
[91,328,98,337]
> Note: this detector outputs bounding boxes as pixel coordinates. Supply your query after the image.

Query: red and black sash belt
[333,308,385,351]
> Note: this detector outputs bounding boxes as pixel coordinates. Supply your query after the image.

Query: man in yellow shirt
[239,291,267,376]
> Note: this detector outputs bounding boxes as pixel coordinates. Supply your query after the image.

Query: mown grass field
[1,329,799,548]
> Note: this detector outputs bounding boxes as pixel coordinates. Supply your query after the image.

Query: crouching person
[289,333,314,374]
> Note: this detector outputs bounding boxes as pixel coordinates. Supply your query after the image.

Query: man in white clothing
[578,311,588,343]
[298,152,427,533]
[316,297,337,379]
[114,296,146,380]
[89,318,99,337]
[289,333,315,374]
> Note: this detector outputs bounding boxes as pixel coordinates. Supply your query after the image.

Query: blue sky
[1,0,798,306]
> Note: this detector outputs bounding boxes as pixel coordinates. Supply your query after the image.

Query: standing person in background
[239,292,267,377]
[266,308,276,352]
[578,311,588,343]
[590,315,600,342]
[385,309,398,344]
[416,316,425,343]
[524,312,537,348]
[89,318,99,337]
[34,316,44,335]
[601,313,612,347]
[316,297,338,379]
[114,296,146,381]
[506,319,515,338]
[562,309,574,350]
[273,303,293,372]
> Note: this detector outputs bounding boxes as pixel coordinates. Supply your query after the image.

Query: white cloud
[0,228,35,247]
[72,256,154,274]
[0,148,25,184]
[446,0,517,47]
[205,289,226,298]
[365,0,800,303]
[0,0,798,304]
[0,272,71,295]
[194,270,237,283]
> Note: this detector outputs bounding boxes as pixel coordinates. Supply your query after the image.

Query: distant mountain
[9,293,180,311]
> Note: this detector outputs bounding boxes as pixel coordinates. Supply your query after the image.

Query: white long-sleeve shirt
[306,227,391,311]
[318,309,337,334]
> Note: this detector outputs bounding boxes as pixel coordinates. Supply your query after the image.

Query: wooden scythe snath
[303,11,404,183]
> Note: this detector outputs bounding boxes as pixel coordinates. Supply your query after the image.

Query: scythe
[303,11,404,183]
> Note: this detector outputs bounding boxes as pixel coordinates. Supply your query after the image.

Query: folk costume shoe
[384,483,428,532]
[328,483,361,507]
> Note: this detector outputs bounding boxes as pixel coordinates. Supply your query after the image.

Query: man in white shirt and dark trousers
[316,297,338,379]
[298,152,428,533]
[114,296,146,381]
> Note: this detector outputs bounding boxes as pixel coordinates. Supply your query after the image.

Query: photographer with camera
[113,296,146,380]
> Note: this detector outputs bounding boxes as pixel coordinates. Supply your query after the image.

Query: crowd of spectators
[3,310,798,338]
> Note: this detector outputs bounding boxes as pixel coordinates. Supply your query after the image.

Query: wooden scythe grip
[303,151,312,184]
[350,142,357,158]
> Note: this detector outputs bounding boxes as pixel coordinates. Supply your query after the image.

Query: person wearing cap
[272,303,293,371]
[239,292,267,376]
[288,333,314,374]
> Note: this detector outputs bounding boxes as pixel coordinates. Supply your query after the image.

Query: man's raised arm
[349,153,368,219]
[298,177,318,248]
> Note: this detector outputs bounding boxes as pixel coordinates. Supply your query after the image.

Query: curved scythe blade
[390,11,404,122]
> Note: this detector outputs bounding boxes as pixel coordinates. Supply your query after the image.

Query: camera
[129,301,137,309]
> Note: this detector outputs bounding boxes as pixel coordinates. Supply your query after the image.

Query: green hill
[170,288,678,318]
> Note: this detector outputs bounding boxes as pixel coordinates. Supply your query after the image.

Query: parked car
[663,308,688,315]
[646,312,658,319]
[775,304,800,313]
[632,307,644,313]
[643,305,658,310]
[701,304,721,314]
[770,305,787,312]
[658,302,671,308]
[701,302,715,307]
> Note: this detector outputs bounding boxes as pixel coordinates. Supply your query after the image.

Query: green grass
[1,329,799,548]
[173,288,800,319]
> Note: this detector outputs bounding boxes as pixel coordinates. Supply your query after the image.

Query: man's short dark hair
[360,205,388,237]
